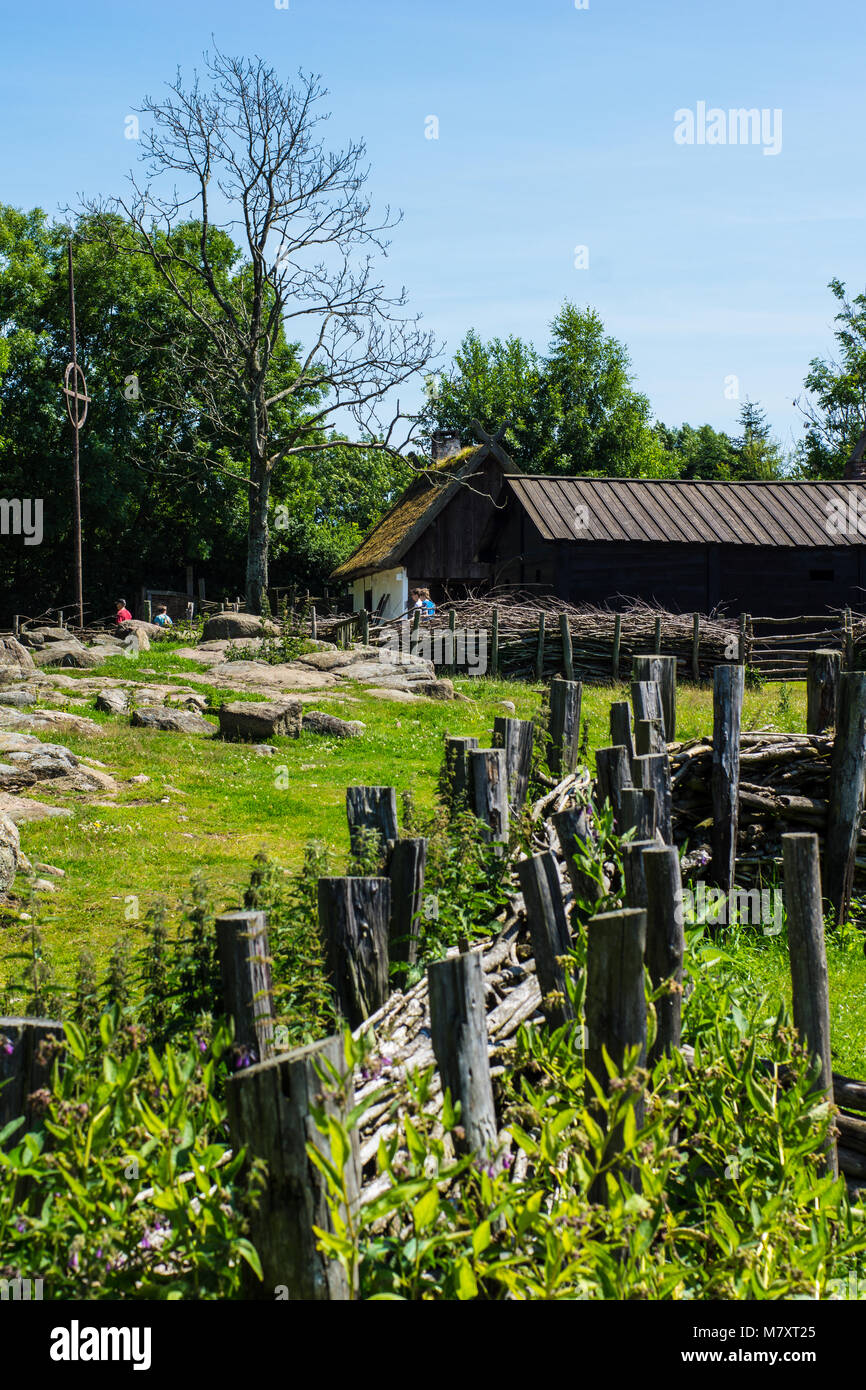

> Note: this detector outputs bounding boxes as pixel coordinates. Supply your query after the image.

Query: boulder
[363,687,425,704]
[0,811,21,891]
[31,643,102,669]
[0,793,72,824]
[116,619,161,640]
[0,763,37,793]
[217,699,302,741]
[336,657,435,685]
[0,708,99,736]
[0,688,36,708]
[18,627,69,648]
[301,711,366,738]
[96,688,130,715]
[39,767,118,795]
[122,629,150,653]
[410,678,456,701]
[131,706,214,735]
[298,647,382,672]
[202,611,280,641]
[0,637,36,685]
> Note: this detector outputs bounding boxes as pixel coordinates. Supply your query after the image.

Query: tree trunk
[246,444,271,615]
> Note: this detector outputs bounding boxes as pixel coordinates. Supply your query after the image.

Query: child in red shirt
[115,600,132,623]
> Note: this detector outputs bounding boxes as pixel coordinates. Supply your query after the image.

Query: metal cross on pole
[62,241,90,631]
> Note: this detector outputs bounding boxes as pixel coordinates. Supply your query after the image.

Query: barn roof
[505,476,863,548]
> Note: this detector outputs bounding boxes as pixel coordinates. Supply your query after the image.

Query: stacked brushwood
[669,730,866,880]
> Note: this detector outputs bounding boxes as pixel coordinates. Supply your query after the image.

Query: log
[633,753,673,844]
[621,787,656,840]
[443,736,480,809]
[225,1035,359,1300]
[317,877,391,1028]
[642,846,685,1064]
[388,837,427,976]
[517,852,574,1030]
[609,701,634,769]
[552,806,601,906]
[0,1017,65,1142]
[807,650,841,735]
[215,911,274,1066]
[632,656,676,741]
[547,676,582,776]
[782,832,837,1176]
[428,950,498,1156]
[825,673,866,924]
[711,664,744,892]
[595,744,633,834]
[346,786,399,869]
[835,1073,866,1113]
[492,716,535,811]
[469,748,510,844]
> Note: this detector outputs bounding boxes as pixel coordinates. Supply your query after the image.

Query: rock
[203,661,338,691]
[252,744,277,756]
[0,811,21,890]
[0,708,99,736]
[0,688,37,707]
[339,658,435,685]
[32,878,56,892]
[116,619,161,639]
[0,732,38,752]
[96,688,130,715]
[31,643,102,669]
[122,629,150,653]
[410,678,455,700]
[131,706,214,735]
[18,627,69,647]
[363,687,425,704]
[217,699,303,741]
[128,773,151,784]
[301,711,366,738]
[0,637,36,685]
[298,647,383,672]
[33,861,65,877]
[0,793,72,823]
[7,742,78,765]
[7,754,75,780]
[201,611,280,641]
[498,700,516,713]
[165,692,208,713]
[0,763,37,792]
[40,767,118,795]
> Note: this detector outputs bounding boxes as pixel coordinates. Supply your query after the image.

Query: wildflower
[15,1220,25,1233]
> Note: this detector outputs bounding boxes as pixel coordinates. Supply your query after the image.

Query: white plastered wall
[351,566,408,619]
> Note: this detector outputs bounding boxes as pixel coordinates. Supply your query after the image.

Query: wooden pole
[428,950,497,1156]
[552,806,601,906]
[738,613,747,665]
[711,664,744,891]
[448,608,457,675]
[360,608,369,645]
[612,613,622,680]
[691,612,701,681]
[825,672,866,924]
[547,676,582,775]
[781,833,838,1177]
[609,701,634,770]
[622,839,656,911]
[346,786,399,869]
[0,1017,65,1142]
[469,748,510,844]
[535,612,546,681]
[225,1035,360,1299]
[317,877,391,1027]
[653,615,662,655]
[492,716,535,812]
[214,911,274,1065]
[642,845,685,1064]
[806,649,841,735]
[560,612,575,681]
[517,852,574,1030]
[491,606,500,678]
[632,753,673,844]
[595,744,633,834]
[621,787,656,841]
[844,607,854,669]
[634,717,664,757]
[631,679,664,731]
[443,736,479,809]
[631,656,676,741]
[388,837,427,977]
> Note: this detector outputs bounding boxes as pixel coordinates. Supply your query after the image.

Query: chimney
[431,430,462,464]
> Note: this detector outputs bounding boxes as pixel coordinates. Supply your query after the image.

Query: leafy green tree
[733,399,785,479]
[796,279,866,478]
[653,421,740,480]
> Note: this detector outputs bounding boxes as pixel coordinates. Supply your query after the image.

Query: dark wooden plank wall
[402,458,508,591]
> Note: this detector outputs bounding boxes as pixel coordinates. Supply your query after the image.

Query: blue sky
[3,0,865,455]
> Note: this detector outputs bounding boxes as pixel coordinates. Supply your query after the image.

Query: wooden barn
[331,432,866,619]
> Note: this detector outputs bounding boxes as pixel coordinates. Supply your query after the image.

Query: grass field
[2,653,865,1075]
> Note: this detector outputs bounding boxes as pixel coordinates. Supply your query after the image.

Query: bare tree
[86,48,436,611]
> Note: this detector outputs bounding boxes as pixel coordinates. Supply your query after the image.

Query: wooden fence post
[552,807,601,906]
[491,606,500,678]
[631,678,664,732]
[428,950,498,1156]
[612,613,622,680]
[711,664,744,892]
[225,1035,360,1300]
[535,612,546,681]
[642,845,685,1064]
[634,717,664,757]
[360,609,369,644]
[388,837,427,978]
[492,716,535,812]
[443,736,480,808]
[691,612,701,681]
[346,786,399,868]
[844,607,854,669]
[738,613,748,665]
[310,605,317,641]
[781,833,838,1177]
[547,676,582,775]
[0,1017,65,1140]
[469,748,510,844]
[215,911,275,1065]
[632,753,673,844]
[595,744,633,834]
[621,787,657,840]
[653,615,662,655]
[517,852,574,1030]
[825,672,866,925]
[609,701,635,770]
[560,612,575,681]
[622,839,656,910]
[806,649,841,735]
[448,609,457,675]
[317,877,391,1027]
[632,655,676,741]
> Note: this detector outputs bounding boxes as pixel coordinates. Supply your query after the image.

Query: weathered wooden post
[225,1035,360,1299]
[621,787,657,840]
[310,605,317,641]
[428,950,497,1156]
[825,672,866,925]
[143,599,152,624]
[346,786,399,868]
[585,908,647,1201]
[806,649,841,735]
[448,608,457,675]
[595,744,633,834]
[653,615,662,655]
[711,664,744,892]
[781,833,838,1177]
[388,837,427,977]
[491,606,500,678]
[738,613,748,665]
[359,608,369,644]
[632,656,676,741]
[469,748,510,844]
[633,753,673,844]
[634,717,664,757]
[492,716,535,812]
[547,676,582,775]
[622,839,655,911]
[631,678,664,731]
[517,852,574,1030]
[443,736,480,808]
[611,613,622,680]
[11,615,19,638]
[642,845,685,1064]
[535,612,546,681]
[215,911,275,1065]
[691,612,701,681]
[560,612,575,681]
[552,806,601,906]
[317,877,391,1027]
[609,701,635,769]
[844,607,854,669]
[0,1017,65,1140]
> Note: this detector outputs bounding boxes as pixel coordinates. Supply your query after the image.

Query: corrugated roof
[505,476,865,548]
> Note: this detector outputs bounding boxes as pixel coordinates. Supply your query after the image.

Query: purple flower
[502,1153,514,1171]
[67,1251,79,1272]
[1,1042,13,1056]
[140,1233,152,1251]
[15,1220,25,1233]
